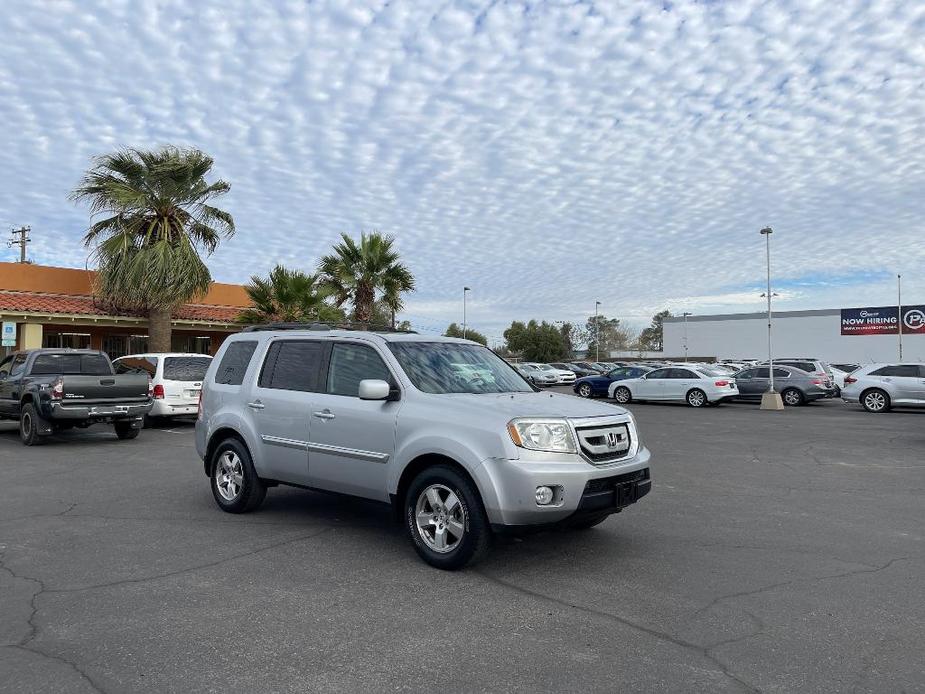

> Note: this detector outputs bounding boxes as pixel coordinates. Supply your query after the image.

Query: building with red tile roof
[0,262,252,356]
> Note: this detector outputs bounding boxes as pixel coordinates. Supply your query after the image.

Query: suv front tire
[405,464,490,570]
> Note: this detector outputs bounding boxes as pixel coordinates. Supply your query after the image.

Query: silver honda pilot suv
[195,325,652,569]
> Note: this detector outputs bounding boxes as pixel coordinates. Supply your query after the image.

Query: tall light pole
[594,301,601,362]
[759,227,783,410]
[682,312,692,361]
[463,287,471,339]
[897,274,903,362]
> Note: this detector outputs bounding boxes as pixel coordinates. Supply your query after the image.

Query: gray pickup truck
[196,325,652,569]
[0,349,153,445]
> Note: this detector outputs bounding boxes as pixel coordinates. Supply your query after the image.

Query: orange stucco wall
[0,262,250,307]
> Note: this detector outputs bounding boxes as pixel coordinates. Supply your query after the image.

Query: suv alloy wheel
[405,465,490,570]
[210,438,267,513]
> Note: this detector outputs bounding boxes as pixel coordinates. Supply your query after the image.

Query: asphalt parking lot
[1,395,923,693]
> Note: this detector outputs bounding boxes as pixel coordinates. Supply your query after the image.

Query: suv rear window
[31,353,111,375]
[215,341,257,386]
[164,357,212,382]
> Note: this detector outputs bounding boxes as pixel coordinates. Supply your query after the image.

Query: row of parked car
[515,357,925,414]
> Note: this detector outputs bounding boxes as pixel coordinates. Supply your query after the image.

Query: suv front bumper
[474,446,651,527]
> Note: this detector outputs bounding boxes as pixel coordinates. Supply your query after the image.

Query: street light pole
[897,274,903,362]
[594,301,601,362]
[759,227,783,410]
[463,287,470,339]
[682,312,692,361]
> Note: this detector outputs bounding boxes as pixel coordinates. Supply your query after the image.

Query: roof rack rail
[241,321,417,334]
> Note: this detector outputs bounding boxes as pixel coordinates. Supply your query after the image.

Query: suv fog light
[535,486,554,505]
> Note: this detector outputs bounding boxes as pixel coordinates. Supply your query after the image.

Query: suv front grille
[574,422,632,463]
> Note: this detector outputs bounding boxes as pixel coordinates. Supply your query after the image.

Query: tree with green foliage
[503,320,569,362]
[237,265,345,324]
[318,232,415,324]
[637,309,672,351]
[557,321,585,359]
[72,146,235,351]
[585,314,632,359]
[444,322,488,346]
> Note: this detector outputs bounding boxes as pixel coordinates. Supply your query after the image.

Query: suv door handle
[247,401,265,410]
[312,410,335,420]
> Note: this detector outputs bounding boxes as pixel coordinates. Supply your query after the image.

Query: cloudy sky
[1,1,923,342]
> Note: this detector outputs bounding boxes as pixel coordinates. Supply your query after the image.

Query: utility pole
[898,274,903,362]
[7,226,31,263]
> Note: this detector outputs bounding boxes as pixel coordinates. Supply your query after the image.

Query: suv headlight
[507,418,577,454]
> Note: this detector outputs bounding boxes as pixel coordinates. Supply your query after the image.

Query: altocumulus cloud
[0,0,923,339]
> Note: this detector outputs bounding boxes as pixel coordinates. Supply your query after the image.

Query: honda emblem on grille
[607,432,619,449]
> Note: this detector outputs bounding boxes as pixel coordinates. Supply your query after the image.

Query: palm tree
[318,232,415,324]
[237,265,344,324]
[71,147,234,351]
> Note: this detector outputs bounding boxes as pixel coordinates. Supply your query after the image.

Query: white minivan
[113,353,212,424]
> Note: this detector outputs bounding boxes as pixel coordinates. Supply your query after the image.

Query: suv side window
[260,340,324,392]
[772,368,790,378]
[215,340,258,386]
[327,343,392,397]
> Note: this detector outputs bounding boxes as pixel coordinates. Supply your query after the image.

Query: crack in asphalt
[0,552,104,693]
[0,527,333,692]
[475,570,761,693]
[46,526,333,594]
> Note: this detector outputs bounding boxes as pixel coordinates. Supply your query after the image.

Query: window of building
[42,332,91,349]
[172,334,212,355]
[102,334,149,360]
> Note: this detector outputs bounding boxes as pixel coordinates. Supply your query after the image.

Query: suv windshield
[389,342,533,394]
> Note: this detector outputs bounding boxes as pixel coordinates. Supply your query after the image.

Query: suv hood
[435,391,629,419]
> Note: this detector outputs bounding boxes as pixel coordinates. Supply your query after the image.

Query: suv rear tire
[210,438,266,513]
[405,464,490,570]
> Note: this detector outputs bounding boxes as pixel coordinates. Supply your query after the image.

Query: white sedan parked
[523,362,576,385]
[608,365,739,407]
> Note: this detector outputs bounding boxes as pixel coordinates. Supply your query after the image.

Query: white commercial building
[663,305,925,364]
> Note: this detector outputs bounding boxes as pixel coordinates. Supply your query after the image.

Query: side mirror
[359,379,391,401]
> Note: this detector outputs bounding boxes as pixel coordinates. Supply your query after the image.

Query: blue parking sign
[1,321,16,347]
